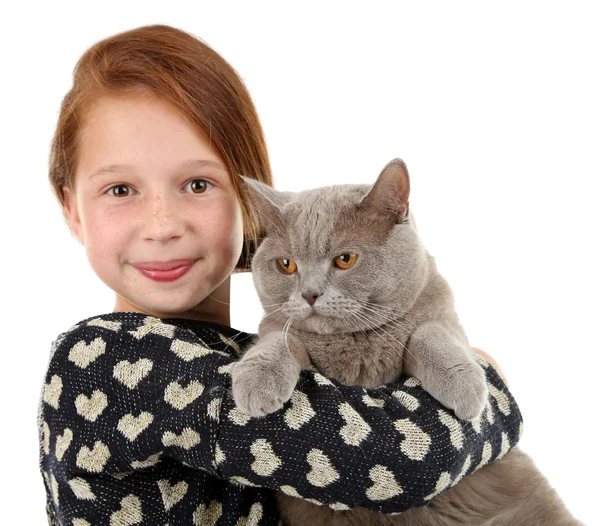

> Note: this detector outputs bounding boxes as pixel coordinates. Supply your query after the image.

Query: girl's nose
[142,194,186,241]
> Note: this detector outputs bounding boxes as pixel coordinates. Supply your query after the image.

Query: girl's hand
[472,347,508,384]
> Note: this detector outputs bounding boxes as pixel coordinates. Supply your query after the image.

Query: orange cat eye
[276,258,298,274]
[334,253,358,269]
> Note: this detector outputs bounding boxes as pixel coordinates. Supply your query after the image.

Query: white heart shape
[193,500,222,526]
[235,502,263,526]
[68,477,96,500]
[338,402,371,446]
[128,317,176,340]
[51,473,59,506]
[55,428,73,461]
[117,412,154,441]
[130,452,162,470]
[69,337,106,368]
[438,409,464,450]
[283,391,315,430]
[306,449,339,487]
[76,441,111,473]
[170,339,227,361]
[110,494,142,526]
[43,375,62,409]
[157,479,188,511]
[366,464,403,501]
[250,439,281,476]
[87,318,122,331]
[164,380,204,409]
[43,422,50,454]
[162,428,200,450]
[75,390,108,422]
[394,418,432,460]
[113,359,153,389]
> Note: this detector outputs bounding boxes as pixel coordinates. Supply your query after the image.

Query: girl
[39,24,520,525]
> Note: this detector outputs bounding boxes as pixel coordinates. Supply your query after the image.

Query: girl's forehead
[76,94,227,182]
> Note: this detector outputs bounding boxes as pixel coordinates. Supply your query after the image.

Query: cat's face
[245,159,429,334]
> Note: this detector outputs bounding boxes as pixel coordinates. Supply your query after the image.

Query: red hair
[48,24,272,271]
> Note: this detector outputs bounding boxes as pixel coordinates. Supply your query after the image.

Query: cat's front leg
[231,331,304,417]
[404,322,488,420]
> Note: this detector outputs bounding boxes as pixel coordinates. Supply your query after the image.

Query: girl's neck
[113,276,232,326]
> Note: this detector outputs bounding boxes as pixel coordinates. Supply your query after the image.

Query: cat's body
[231,159,580,525]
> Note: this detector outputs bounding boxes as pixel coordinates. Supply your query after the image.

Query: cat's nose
[301,291,321,306]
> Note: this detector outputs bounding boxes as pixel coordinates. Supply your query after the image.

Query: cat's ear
[359,158,410,225]
[238,175,290,233]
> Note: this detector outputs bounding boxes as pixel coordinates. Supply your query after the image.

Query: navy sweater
[39,312,523,525]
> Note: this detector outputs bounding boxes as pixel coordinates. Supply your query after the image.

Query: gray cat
[231,159,580,525]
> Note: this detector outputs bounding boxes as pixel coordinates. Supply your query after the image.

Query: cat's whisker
[339,311,370,339]
[282,316,294,353]
[351,309,419,364]
[350,302,413,333]
[263,306,284,317]
[354,300,418,333]
[354,300,417,331]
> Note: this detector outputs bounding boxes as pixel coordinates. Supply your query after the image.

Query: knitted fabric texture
[38,312,523,525]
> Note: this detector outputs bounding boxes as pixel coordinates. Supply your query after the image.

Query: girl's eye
[185,179,213,194]
[105,179,213,197]
[106,185,131,197]
[334,253,358,269]
[276,258,298,274]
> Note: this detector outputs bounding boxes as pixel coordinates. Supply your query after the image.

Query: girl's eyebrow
[89,159,227,180]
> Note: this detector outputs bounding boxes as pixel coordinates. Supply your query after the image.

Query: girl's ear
[63,186,85,245]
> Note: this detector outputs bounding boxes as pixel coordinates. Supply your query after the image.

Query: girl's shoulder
[51,312,256,359]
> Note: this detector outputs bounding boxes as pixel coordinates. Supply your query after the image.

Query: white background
[1,1,598,524]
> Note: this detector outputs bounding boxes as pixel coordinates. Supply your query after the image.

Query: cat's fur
[231,159,580,525]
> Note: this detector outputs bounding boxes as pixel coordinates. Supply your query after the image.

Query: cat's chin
[296,315,347,335]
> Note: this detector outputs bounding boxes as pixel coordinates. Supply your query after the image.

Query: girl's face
[63,92,244,322]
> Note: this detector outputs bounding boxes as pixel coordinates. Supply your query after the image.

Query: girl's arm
[41,315,522,515]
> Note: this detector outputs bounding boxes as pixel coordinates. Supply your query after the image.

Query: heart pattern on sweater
[157,479,188,510]
[75,390,108,422]
[338,402,371,446]
[117,412,154,441]
[130,452,162,470]
[113,359,153,389]
[68,477,96,500]
[171,339,228,361]
[235,502,263,526]
[366,464,403,501]
[76,441,111,473]
[162,427,200,450]
[394,418,432,461]
[164,380,204,410]
[283,391,315,430]
[39,313,522,524]
[306,449,339,487]
[55,428,73,461]
[250,439,281,476]
[193,500,223,525]
[110,494,142,526]
[43,375,62,409]
[69,337,106,368]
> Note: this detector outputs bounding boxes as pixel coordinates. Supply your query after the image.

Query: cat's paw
[231,346,300,417]
[433,361,489,420]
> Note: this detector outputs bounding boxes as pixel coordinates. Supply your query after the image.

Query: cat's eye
[276,258,297,274]
[334,253,358,269]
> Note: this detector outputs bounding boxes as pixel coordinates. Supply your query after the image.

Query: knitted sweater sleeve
[40,314,523,518]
